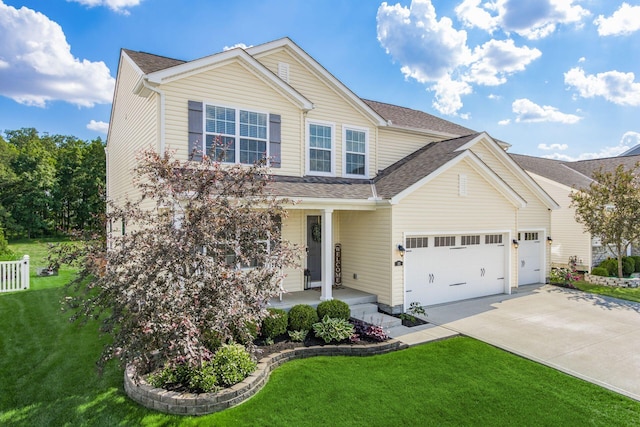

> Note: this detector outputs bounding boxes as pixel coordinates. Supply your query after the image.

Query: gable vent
[278,62,290,83]
[459,174,468,196]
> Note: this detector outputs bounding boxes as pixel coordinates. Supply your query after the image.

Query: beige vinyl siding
[107,56,159,207]
[470,141,552,282]
[530,173,591,268]
[338,208,393,306]
[255,49,379,178]
[392,159,518,305]
[161,62,303,176]
[377,128,440,172]
[471,141,551,229]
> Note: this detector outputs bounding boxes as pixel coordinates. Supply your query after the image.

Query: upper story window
[205,104,267,164]
[307,121,334,176]
[343,126,368,177]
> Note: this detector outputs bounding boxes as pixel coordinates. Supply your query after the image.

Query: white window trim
[306,119,336,177]
[342,124,369,178]
[202,101,269,165]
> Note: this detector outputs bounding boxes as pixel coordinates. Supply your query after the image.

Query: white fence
[0,255,30,293]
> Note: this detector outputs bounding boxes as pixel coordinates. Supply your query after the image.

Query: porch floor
[268,287,377,311]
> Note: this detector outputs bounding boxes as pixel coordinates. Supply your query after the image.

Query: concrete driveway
[424,284,640,401]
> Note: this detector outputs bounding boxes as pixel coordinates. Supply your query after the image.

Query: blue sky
[1,0,639,160]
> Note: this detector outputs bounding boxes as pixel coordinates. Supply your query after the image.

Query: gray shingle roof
[362,99,476,137]
[267,176,374,199]
[122,49,186,74]
[509,153,593,190]
[374,134,479,199]
[567,155,640,179]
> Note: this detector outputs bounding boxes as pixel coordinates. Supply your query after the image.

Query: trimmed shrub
[211,343,257,387]
[590,267,608,277]
[148,362,219,393]
[316,299,350,321]
[261,308,288,339]
[288,304,318,332]
[632,256,640,273]
[312,315,354,343]
[598,258,617,277]
[623,257,635,276]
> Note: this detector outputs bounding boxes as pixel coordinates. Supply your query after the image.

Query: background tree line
[0,128,105,241]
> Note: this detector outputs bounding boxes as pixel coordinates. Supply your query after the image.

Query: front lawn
[2,240,640,426]
[573,280,640,303]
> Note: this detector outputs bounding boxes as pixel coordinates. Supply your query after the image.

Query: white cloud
[565,67,640,106]
[512,98,582,123]
[498,119,511,125]
[377,1,541,116]
[455,0,590,40]
[223,43,250,51]
[0,2,115,108]
[377,0,471,83]
[87,120,109,133]
[594,3,640,36]
[578,56,585,63]
[488,93,501,100]
[467,39,541,86]
[538,143,568,151]
[542,132,637,161]
[67,0,142,14]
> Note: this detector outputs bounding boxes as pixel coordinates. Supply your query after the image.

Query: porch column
[320,208,334,301]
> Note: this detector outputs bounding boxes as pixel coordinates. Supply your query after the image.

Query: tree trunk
[617,249,624,278]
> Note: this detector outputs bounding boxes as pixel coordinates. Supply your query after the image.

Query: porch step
[350,303,402,329]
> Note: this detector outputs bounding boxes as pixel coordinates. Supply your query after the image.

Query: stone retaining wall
[584,273,640,288]
[124,339,407,416]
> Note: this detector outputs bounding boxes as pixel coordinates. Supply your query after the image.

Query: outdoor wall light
[547,236,553,245]
[397,244,406,257]
[512,239,519,249]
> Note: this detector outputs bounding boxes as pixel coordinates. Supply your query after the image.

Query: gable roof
[510,153,593,190]
[374,133,478,199]
[246,38,387,127]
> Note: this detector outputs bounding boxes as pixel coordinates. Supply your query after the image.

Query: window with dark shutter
[269,114,281,168]
[188,100,203,161]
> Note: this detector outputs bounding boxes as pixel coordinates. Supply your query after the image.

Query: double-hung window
[343,126,368,177]
[307,121,334,176]
[205,104,268,164]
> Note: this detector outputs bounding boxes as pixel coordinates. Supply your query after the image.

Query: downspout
[140,79,166,155]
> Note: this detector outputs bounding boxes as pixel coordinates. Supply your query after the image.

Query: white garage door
[518,232,542,285]
[405,233,506,307]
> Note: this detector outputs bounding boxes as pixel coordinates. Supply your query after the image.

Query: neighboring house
[107,37,559,313]
[511,153,640,269]
[619,145,640,157]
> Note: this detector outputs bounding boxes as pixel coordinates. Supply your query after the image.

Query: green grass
[2,240,640,426]
[573,280,640,303]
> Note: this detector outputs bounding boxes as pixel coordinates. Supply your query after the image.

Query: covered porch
[269,286,377,311]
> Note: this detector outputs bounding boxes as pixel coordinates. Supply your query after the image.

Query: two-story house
[107,37,559,314]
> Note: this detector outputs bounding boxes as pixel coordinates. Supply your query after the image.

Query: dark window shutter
[269,113,281,168]
[188,101,203,161]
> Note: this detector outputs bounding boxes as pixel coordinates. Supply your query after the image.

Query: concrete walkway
[388,284,640,401]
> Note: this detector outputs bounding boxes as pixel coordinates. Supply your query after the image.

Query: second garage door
[405,233,506,307]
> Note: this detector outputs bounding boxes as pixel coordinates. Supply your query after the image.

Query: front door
[306,216,322,285]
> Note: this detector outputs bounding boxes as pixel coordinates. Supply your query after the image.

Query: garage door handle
[406,289,412,293]
[480,268,486,277]
[428,273,435,283]
[521,260,525,267]
[449,282,466,286]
